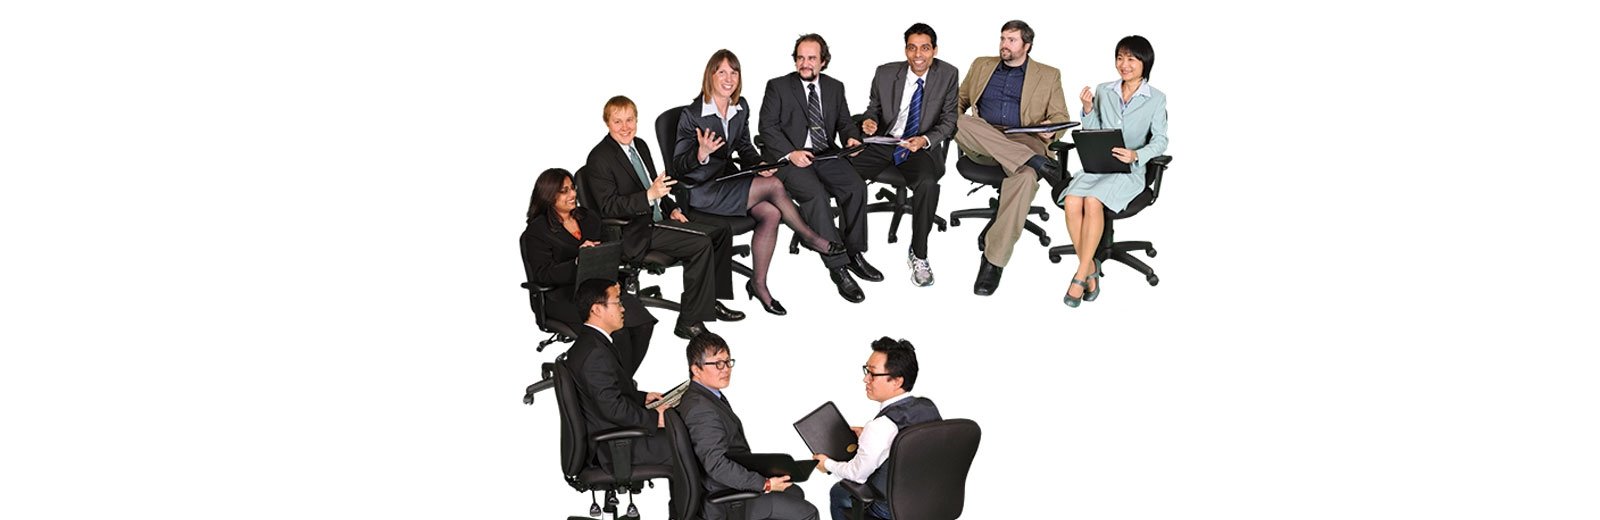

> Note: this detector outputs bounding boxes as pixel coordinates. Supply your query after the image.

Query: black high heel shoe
[800,240,847,256]
[745,280,788,316]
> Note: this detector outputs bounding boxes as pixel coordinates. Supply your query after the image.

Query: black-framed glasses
[862,365,893,378]
[696,359,736,370]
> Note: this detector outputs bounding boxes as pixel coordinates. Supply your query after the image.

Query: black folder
[574,241,622,285]
[793,401,857,462]
[651,219,721,237]
[1072,128,1132,173]
[728,453,815,482]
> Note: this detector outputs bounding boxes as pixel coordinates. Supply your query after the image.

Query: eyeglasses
[602,300,623,307]
[696,359,736,370]
[862,365,894,378]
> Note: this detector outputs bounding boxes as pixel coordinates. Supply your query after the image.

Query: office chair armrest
[592,427,649,442]
[839,479,882,503]
[708,489,762,504]
[1048,141,1077,153]
[520,282,558,293]
[600,216,632,228]
[1146,155,1172,201]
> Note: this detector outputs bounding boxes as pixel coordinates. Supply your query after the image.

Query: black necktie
[718,392,730,407]
[805,82,827,151]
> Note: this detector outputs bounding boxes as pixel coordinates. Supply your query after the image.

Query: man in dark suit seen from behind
[851,23,960,288]
[564,278,673,469]
[677,333,819,520]
[759,34,881,304]
[584,96,746,340]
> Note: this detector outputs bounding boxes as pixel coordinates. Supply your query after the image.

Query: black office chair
[574,165,682,313]
[654,106,754,279]
[552,358,671,519]
[838,418,982,520]
[1046,152,1173,287]
[948,146,1060,250]
[519,276,577,352]
[664,408,761,520]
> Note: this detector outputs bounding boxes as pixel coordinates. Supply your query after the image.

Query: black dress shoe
[973,256,1004,296]
[713,302,745,322]
[830,267,866,303]
[802,240,847,256]
[1028,154,1065,190]
[845,251,884,282]
[673,320,710,340]
[745,280,787,316]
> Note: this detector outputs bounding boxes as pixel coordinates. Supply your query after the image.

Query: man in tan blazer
[954,19,1070,296]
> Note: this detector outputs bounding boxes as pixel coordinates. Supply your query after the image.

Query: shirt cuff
[822,459,838,475]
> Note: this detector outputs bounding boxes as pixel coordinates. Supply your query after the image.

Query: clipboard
[793,401,857,462]
[727,453,815,483]
[1072,129,1132,173]
[1003,121,1080,135]
[574,241,622,285]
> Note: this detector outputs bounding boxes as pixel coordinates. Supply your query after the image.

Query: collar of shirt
[1116,79,1151,99]
[616,139,636,156]
[800,76,820,95]
[700,98,742,119]
[583,323,614,344]
[877,392,913,411]
[997,56,1029,74]
[693,380,723,400]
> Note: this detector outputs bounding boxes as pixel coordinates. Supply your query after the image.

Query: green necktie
[626,145,662,222]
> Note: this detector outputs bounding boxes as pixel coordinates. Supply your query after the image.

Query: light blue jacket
[1082,80,1168,175]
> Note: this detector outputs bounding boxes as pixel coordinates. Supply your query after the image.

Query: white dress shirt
[583,323,614,345]
[887,65,929,140]
[822,393,914,483]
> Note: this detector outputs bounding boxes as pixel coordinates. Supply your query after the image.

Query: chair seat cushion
[578,465,672,486]
[955,156,1006,187]
[868,167,907,186]
[1107,188,1155,219]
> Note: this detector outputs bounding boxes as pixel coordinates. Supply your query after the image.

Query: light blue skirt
[1057,170,1147,213]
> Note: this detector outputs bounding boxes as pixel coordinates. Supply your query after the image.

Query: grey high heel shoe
[1063,277,1089,308]
[1084,265,1102,302]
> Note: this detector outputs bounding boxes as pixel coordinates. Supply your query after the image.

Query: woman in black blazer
[520,168,657,376]
[673,49,843,316]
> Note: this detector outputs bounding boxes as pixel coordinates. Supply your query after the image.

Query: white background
[4,1,1598,519]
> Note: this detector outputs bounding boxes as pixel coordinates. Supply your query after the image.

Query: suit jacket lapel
[970,58,997,116]
[888,65,907,125]
[1021,59,1044,123]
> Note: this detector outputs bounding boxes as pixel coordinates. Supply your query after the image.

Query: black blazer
[673,97,762,184]
[519,211,656,327]
[584,135,681,261]
[565,326,657,438]
[860,58,961,147]
[677,382,765,498]
[758,72,862,162]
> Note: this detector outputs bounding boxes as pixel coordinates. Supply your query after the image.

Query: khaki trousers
[953,114,1048,266]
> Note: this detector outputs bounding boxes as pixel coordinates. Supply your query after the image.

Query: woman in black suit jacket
[673,49,843,316]
[520,168,657,376]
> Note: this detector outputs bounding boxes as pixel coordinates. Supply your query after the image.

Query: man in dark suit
[678,332,819,520]
[851,23,960,288]
[585,96,745,339]
[564,279,673,468]
[759,33,880,303]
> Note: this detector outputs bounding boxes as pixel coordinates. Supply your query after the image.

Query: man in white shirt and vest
[812,338,941,520]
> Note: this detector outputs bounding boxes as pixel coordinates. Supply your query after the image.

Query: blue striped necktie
[894,78,924,165]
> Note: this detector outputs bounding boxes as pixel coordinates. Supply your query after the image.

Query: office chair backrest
[887,418,981,519]
[664,407,707,520]
[552,361,592,478]
[573,165,599,210]
[654,106,686,176]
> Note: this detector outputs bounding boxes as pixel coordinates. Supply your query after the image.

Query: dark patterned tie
[894,78,925,165]
[805,82,827,151]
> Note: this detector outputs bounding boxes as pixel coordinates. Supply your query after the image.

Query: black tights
[745,176,831,304]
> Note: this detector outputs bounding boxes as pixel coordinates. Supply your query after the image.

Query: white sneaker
[908,249,934,287]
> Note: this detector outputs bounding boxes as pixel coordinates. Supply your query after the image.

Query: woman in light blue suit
[1058,35,1168,307]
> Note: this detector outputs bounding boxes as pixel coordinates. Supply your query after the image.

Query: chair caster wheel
[1039,236,1051,246]
[626,504,640,518]
[788,245,799,255]
[936,223,948,232]
[1146,247,1157,257]
[1038,212,1050,221]
[1147,274,1159,286]
[949,218,961,226]
[887,235,899,244]
[1049,254,1061,263]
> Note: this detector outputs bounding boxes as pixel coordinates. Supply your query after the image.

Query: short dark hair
[686,332,730,375]
[871,337,919,392]
[904,23,937,48]
[791,33,831,71]
[1001,20,1034,54]
[1115,35,1155,81]
[574,278,617,320]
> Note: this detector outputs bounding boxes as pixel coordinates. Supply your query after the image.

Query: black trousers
[777,157,868,269]
[647,222,734,323]
[850,144,945,259]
